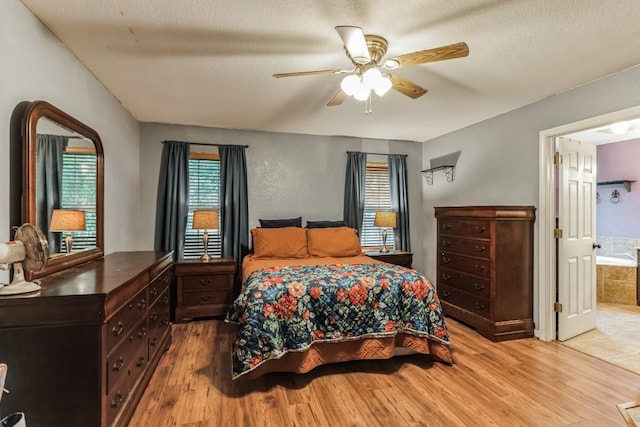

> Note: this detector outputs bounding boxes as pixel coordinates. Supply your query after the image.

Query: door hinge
[554,302,563,313]
[554,228,563,239]
[554,152,563,166]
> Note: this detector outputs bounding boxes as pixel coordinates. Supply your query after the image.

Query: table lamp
[49,209,86,254]
[192,210,219,261]
[374,211,396,253]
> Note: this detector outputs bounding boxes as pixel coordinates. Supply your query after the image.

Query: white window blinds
[360,161,393,249]
[61,151,96,251]
[183,157,222,259]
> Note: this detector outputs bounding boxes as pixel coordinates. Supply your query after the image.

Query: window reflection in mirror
[35,117,97,256]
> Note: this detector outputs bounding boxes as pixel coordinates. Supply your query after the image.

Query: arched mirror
[22,100,104,279]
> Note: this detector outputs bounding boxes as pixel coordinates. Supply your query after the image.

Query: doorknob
[593,243,601,249]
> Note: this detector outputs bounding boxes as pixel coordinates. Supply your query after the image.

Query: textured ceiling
[20,0,640,142]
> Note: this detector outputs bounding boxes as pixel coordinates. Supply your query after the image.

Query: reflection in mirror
[35,117,97,255]
[23,101,104,280]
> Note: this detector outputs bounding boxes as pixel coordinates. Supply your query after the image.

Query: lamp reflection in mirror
[49,209,86,254]
[192,210,219,262]
[374,211,397,253]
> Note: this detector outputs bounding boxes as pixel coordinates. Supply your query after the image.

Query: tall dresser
[434,206,535,341]
[0,251,172,427]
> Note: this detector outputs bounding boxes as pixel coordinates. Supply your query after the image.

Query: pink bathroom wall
[597,138,640,238]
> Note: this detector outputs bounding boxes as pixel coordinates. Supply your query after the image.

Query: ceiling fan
[273,26,469,107]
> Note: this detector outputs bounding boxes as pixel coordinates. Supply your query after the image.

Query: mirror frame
[22,100,104,279]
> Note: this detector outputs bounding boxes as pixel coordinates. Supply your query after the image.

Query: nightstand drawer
[182,274,232,291]
[182,289,231,306]
[365,251,413,268]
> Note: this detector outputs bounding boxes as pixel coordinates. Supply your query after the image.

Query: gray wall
[1,1,142,282]
[421,64,640,327]
[138,124,426,272]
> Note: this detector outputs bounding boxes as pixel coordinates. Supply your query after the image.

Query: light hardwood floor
[130,318,640,426]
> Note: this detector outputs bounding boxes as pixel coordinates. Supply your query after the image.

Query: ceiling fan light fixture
[353,83,371,101]
[340,74,360,96]
[374,75,393,96]
[383,59,399,69]
[610,121,631,135]
[363,68,382,87]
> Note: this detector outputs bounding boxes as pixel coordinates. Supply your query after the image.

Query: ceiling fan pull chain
[365,95,372,115]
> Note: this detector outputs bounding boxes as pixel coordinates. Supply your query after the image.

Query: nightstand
[366,251,413,268]
[174,258,236,322]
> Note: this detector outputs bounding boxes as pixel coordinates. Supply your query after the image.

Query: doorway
[538,105,640,342]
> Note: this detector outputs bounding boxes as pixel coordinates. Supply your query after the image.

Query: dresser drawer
[148,288,171,360]
[148,269,170,304]
[438,235,490,259]
[106,291,148,351]
[439,252,491,279]
[438,267,490,299]
[439,284,490,318]
[106,320,148,392]
[439,219,492,238]
[182,274,232,291]
[106,347,147,427]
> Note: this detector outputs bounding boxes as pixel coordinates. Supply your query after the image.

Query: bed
[225,225,452,379]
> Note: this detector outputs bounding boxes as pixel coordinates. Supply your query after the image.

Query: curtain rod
[346,150,407,157]
[163,140,249,148]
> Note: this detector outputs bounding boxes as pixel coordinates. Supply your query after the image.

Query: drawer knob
[474,302,486,310]
[443,224,452,230]
[475,226,486,233]
[137,299,146,310]
[474,264,485,272]
[150,313,159,322]
[200,279,212,286]
[473,283,486,291]
[150,287,158,297]
[138,327,147,338]
[474,245,486,252]
[200,294,211,301]
[441,289,451,297]
[162,295,170,305]
[136,357,146,368]
[441,257,451,264]
[150,337,158,347]
[112,357,125,372]
[442,241,451,247]
[112,321,124,336]
[111,393,123,409]
[442,273,451,280]
[161,318,170,326]
[163,275,169,284]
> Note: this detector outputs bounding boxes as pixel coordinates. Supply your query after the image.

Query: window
[183,154,222,259]
[60,148,96,251]
[360,161,393,249]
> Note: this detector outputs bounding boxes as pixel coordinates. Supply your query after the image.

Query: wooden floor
[130,318,640,426]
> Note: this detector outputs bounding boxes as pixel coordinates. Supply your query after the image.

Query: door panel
[558,136,597,341]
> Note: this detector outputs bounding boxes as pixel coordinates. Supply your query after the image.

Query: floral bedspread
[226,263,450,379]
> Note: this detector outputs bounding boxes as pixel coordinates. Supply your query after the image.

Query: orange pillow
[251,227,309,259]
[307,227,362,257]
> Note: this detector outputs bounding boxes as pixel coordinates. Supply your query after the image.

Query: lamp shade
[49,209,86,231]
[192,210,219,229]
[374,211,397,228]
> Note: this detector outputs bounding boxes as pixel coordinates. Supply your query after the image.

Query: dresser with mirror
[0,101,173,426]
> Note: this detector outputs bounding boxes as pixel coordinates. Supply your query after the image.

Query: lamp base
[380,228,389,253]
[200,253,211,262]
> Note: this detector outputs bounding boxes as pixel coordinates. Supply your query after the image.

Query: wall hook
[611,189,620,204]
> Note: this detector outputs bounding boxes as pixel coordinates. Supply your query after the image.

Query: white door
[557,136,597,341]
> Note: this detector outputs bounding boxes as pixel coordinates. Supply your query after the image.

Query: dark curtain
[36,134,66,252]
[219,145,249,288]
[343,152,367,233]
[154,141,190,260]
[389,154,411,251]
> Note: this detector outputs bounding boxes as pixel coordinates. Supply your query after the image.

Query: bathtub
[596,256,637,305]
[596,255,636,267]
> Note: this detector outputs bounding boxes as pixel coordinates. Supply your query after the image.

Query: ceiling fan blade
[335,26,371,65]
[389,74,428,99]
[385,42,469,69]
[273,69,351,78]
[326,90,346,107]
